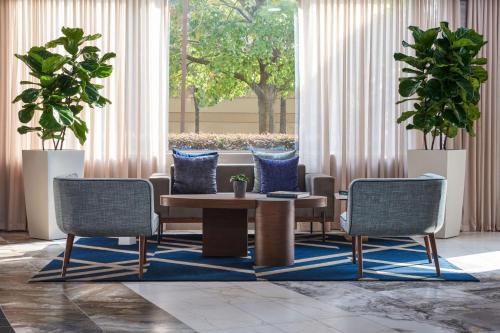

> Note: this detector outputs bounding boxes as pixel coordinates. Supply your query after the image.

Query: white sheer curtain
[459,0,500,231]
[297,0,460,219]
[0,0,169,230]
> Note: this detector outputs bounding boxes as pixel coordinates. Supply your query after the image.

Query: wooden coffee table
[160,193,327,266]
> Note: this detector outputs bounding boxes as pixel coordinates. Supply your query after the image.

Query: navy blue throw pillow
[172,154,218,194]
[258,156,299,193]
[172,148,218,158]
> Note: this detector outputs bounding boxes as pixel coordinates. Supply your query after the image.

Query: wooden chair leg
[428,234,440,276]
[321,211,326,242]
[351,236,356,264]
[356,235,363,278]
[157,223,163,245]
[310,221,313,234]
[138,235,146,279]
[61,233,75,278]
[424,235,433,263]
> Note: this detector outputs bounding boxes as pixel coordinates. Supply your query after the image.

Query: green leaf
[15,54,41,73]
[18,104,37,123]
[82,83,100,104]
[440,22,455,43]
[94,64,113,78]
[45,37,67,49]
[100,52,116,62]
[17,126,41,134]
[50,104,74,126]
[419,28,439,48]
[95,96,111,107]
[12,88,40,103]
[471,57,487,65]
[39,75,57,87]
[61,85,80,97]
[39,109,62,130]
[396,98,420,105]
[64,40,79,55]
[398,79,420,97]
[402,68,424,75]
[61,27,84,42]
[471,66,488,82]
[80,59,99,72]
[82,33,102,42]
[397,111,417,123]
[41,55,68,73]
[20,80,40,85]
[445,126,458,138]
[452,38,475,48]
[70,105,84,115]
[69,116,88,145]
[81,46,100,54]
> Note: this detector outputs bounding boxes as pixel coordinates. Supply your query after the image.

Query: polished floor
[0,232,499,333]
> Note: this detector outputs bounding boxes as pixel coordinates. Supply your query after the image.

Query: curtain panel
[459,0,500,231]
[297,0,460,220]
[0,0,170,230]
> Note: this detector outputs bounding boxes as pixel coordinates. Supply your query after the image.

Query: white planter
[407,149,466,238]
[22,150,85,240]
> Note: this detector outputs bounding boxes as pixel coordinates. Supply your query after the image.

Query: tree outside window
[169,0,297,150]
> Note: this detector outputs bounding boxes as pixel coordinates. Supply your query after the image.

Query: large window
[169,0,297,151]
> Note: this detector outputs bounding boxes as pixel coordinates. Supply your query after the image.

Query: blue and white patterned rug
[31,234,478,282]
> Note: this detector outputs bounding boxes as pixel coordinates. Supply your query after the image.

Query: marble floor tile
[277,320,343,333]
[2,231,500,333]
[0,233,194,333]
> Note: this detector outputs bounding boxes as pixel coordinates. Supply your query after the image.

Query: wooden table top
[160,193,327,209]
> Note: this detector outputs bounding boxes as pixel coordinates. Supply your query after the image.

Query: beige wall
[169,95,296,134]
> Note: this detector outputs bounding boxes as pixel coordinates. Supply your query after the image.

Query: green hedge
[169,133,296,151]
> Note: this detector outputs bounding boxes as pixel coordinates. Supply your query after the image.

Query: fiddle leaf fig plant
[12,27,115,150]
[394,22,488,150]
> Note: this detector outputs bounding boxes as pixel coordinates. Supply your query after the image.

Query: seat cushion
[340,211,350,233]
[258,156,299,193]
[172,154,218,194]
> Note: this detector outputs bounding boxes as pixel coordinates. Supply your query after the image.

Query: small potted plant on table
[230,174,249,198]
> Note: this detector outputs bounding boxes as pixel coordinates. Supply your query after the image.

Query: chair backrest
[170,163,307,192]
[53,178,155,237]
[346,174,447,236]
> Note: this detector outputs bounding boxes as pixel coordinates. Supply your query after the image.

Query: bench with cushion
[150,164,335,242]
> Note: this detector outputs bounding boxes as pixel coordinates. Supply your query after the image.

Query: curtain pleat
[0,0,170,230]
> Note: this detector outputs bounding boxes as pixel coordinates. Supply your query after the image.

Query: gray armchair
[53,178,159,279]
[340,174,447,278]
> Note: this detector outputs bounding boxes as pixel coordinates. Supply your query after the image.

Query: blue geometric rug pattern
[31,234,478,282]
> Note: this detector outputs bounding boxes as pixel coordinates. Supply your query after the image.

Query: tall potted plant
[13,27,115,239]
[395,22,487,238]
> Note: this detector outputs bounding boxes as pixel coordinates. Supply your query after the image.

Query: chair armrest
[149,173,171,218]
[306,173,335,218]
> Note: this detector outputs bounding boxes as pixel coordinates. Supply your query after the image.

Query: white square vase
[407,149,466,238]
[22,150,85,240]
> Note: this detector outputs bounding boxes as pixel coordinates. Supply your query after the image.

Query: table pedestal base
[255,200,295,266]
[202,208,248,257]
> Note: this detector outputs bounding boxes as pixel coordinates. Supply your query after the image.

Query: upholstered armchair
[53,178,159,279]
[340,174,447,278]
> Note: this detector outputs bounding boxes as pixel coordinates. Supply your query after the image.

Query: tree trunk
[279,97,286,134]
[193,88,200,134]
[257,94,267,133]
[267,97,274,134]
[255,86,277,134]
